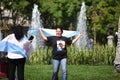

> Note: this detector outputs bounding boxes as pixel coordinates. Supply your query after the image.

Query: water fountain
[75,2,89,49]
[28,4,44,49]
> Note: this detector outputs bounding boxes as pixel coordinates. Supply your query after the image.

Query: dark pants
[8,58,26,80]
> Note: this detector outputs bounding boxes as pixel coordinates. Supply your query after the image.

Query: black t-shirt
[46,36,72,60]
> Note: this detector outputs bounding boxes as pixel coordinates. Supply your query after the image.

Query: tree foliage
[0,0,31,26]
[0,0,120,44]
[83,0,120,44]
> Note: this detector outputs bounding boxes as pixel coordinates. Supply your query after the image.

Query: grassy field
[1,64,120,80]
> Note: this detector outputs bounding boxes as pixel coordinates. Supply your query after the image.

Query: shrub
[29,45,116,65]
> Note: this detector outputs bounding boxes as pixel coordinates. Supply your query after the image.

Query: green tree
[38,0,82,29]
[86,0,120,44]
[1,0,120,44]
[1,0,30,26]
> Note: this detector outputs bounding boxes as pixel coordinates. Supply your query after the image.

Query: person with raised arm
[39,27,82,80]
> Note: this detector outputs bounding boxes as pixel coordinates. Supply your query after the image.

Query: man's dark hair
[13,25,24,41]
[56,27,63,33]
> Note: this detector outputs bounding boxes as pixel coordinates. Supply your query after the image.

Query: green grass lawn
[1,64,120,80]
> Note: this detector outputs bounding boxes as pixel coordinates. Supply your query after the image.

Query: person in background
[0,25,34,80]
[39,27,83,80]
[89,36,94,50]
[114,32,118,47]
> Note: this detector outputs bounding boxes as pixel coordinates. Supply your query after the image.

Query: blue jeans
[52,58,67,80]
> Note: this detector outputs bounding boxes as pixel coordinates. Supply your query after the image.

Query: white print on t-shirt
[57,40,65,51]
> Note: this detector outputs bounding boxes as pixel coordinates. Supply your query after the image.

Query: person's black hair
[13,25,24,41]
[56,27,63,33]
[29,35,34,40]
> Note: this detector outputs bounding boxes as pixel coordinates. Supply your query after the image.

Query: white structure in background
[75,2,89,49]
[0,6,13,25]
[107,35,114,46]
[0,5,29,27]
[28,4,43,49]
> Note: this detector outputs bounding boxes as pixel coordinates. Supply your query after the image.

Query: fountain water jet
[28,4,44,49]
[75,2,89,49]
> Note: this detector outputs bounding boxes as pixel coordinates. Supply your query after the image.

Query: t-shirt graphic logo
[57,40,65,51]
